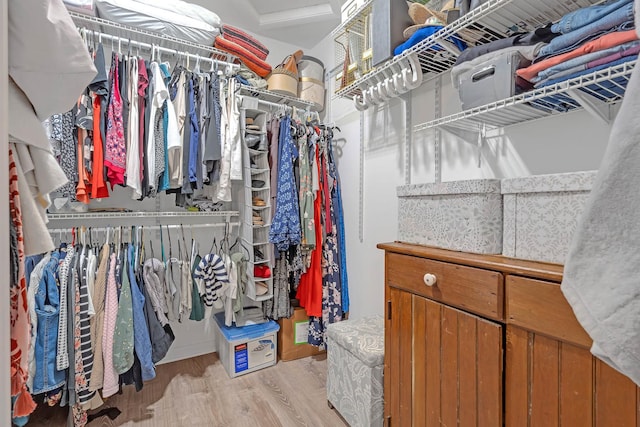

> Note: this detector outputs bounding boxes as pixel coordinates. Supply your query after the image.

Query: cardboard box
[278,307,325,361]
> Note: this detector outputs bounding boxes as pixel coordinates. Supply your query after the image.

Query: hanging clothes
[88,243,109,394]
[308,132,347,348]
[127,244,156,381]
[269,115,302,250]
[50,111,78,201]
[138,59,149,195]
[9,147,38,421]
[126,57,142,199]
[296,141,323,318]
[73,246,96,406]
[158,63,173,192]
[217,77,241,201]
[102,253,120,398]
[267,117,280,219]
[104,53,127,188]
[147,62,169,196]
[193,253,230,324]
[204,75,223,185]
[113,248,134,375]
[298,126,315,250]
[169,69,186,189]
[28,252,64,406]
[56,246,75,371]
[26,253,48,392]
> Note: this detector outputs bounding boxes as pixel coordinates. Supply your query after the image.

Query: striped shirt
[193,253,229,310]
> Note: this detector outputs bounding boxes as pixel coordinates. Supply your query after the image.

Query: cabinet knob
[423,273,437,287]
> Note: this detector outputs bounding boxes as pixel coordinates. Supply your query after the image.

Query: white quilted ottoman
[326,316,384,427]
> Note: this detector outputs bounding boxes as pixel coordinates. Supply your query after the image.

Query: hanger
[167,225,174,261]
[208,236,218,255]
[159,224,165,262]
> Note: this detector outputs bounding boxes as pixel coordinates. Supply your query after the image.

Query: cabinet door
[506,325,640,427]
[385,287,503,427]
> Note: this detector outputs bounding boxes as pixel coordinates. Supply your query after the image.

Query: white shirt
[126,57,142,199]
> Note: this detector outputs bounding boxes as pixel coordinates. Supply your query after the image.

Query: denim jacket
[552,0,633,35]
[32,251,66,394]
[539,2,635,58]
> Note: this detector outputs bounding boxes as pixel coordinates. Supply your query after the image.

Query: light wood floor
[28,353,349,427]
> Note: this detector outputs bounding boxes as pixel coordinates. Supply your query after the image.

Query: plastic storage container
[213,312,280,378]
[455,51,530,110]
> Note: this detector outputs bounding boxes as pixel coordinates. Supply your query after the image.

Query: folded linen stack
[517,0,637,92]
[215,25,272,78]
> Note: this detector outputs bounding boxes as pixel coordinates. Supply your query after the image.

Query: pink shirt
[518,30,638,82]
[102,253,119,398]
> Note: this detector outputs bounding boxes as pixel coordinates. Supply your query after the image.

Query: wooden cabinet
[379,242,640,427]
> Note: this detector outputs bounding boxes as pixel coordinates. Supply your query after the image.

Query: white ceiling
[191,0,346,50]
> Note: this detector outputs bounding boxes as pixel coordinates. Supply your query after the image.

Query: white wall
[308,33,611,321]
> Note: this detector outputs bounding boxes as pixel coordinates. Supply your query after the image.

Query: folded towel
[561,16,640,386]
[222,24,269,61]
[215,36,272,78]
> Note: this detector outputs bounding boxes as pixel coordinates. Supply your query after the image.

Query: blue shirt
[128,244,156,381]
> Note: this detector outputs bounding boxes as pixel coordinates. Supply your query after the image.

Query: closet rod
[48,223,240,234]
[79,27,240,74]
[239,95,292,113]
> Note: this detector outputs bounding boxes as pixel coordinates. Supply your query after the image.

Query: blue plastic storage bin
[213,312,280,378]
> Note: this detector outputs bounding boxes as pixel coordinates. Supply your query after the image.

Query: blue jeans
[538,2,634,58]
[551,0,632,34]
[32,252,66,394]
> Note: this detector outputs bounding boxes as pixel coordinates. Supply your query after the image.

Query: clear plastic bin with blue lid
[214,311,280,342]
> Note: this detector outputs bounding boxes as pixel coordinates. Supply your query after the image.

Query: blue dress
[269,115,302,251]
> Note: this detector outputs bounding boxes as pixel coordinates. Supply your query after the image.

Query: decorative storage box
[213,312,280,378]
[326,316,385,427]
[502,171,597,265]
[397,179,503,254]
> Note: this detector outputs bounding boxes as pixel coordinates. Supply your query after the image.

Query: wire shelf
[239,85,316,111]
[48,211,239,221]
[414,59,636,132]
[69,11,236,63]
[335,0,601,99]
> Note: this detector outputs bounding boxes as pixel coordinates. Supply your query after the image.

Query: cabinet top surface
[378,241,564,283]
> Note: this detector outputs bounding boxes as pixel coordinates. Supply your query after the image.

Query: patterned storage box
[326,316,384,427]
[397,179,503,254]
[502,171,597,265]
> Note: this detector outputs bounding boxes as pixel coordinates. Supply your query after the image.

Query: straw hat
[403,1,483,45]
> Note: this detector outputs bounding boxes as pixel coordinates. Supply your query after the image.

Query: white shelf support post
[434,76,442,183]
[567,88,613,126]
[359,109,365,243]
[402,92,412,186]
